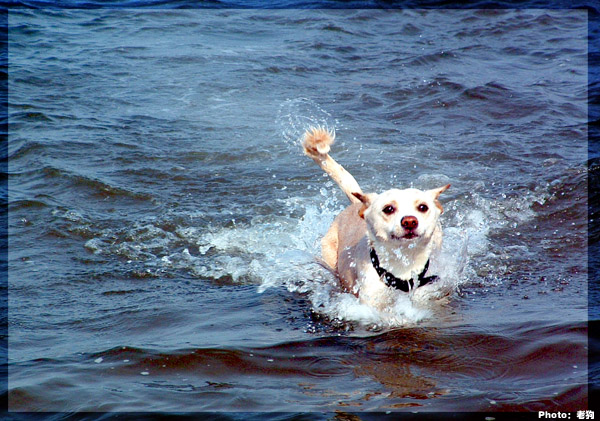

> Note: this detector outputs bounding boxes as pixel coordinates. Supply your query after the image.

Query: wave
[8,320,587,412]
[10,165,155,202]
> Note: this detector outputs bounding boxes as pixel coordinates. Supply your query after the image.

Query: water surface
[7,8,589,413]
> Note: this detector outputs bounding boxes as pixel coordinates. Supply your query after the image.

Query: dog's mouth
[391,232,419,241]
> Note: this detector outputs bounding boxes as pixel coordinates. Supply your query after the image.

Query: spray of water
[82,98,550,329]
[276,97,341,152]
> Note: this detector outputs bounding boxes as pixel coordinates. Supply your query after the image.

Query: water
[7,8,589,414]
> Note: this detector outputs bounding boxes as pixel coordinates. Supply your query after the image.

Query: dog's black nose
[401,216,418,230]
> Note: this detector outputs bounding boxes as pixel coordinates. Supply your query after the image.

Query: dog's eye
[417,203,429,213]
[382,205,395,215]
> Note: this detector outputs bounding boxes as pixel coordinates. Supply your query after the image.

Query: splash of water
[80,99,552,329]
[276,97,341,152]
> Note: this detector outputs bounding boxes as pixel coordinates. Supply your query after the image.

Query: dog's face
[354,185,450,245]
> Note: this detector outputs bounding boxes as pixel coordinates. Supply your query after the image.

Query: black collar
[369,248,438,292]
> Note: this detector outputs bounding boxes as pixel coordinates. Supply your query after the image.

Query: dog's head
[353,185,450,245]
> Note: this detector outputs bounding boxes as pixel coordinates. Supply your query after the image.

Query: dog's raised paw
[302,126,335,156]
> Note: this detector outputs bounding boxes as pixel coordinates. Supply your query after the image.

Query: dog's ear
[428,184,450,213]
[430,184,450,198]
[352,192,375,219]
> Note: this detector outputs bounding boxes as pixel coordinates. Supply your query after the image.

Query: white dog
[303,126,450,309]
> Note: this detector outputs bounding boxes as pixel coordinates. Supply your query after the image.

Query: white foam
[184,187,470,327]
[81,181,550,327]
[80,174,551,328]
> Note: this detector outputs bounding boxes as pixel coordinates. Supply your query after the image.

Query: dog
[302,126,450,309]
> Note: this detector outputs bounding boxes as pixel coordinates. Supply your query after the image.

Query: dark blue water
[6,6,592,415]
